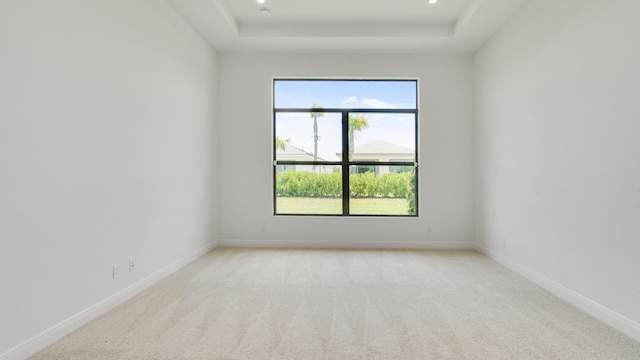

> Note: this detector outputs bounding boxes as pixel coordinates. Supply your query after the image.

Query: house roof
[277,143,328,161]
[354,140,414,155]
[276,143,309,155]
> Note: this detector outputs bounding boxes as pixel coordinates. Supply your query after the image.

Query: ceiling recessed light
[429,0,437,4]
[257,0,265,3]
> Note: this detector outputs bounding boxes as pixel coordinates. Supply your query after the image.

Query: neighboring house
[337,140,415,175]
[277,140,414,175]
[276,143,336,174]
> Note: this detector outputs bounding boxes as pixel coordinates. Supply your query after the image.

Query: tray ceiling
[162,0,532,52]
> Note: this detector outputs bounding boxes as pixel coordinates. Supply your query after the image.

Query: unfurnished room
[1,0,639,359]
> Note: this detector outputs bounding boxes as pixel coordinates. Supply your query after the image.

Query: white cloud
[342,96,359,105]
[342,96,398,109]
[360,98,397,109]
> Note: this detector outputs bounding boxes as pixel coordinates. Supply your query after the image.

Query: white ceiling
[163,0,531,53]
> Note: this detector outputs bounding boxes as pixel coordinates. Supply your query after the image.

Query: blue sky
[274,80,417,109]
[274,80,417,161]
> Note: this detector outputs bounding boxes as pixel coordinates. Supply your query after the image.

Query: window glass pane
[349,166,416,215]
[274,80,417,109]
[389,160,414,173]
[348,113,416,162]
[275,112,342,163]
[273,79,418,217]
[275,168,343,215]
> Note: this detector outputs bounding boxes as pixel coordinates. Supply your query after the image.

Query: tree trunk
[349,130,354,167]
[313,118,318,172]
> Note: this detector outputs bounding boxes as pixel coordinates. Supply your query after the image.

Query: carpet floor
[30,248,640,359]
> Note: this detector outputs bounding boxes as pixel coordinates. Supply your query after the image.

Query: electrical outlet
[129,259,136,272]
[113,265,120,279]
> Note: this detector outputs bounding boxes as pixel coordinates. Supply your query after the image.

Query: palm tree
[275,136,291,151]
[310,104,324,171]
[348,114,370,162]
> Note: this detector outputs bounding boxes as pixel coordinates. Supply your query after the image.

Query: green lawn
[276,197,411,215]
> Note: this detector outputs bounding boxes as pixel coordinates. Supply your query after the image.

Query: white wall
[0,0,217,357]
[217,53,474,248]
[475,0,640,339]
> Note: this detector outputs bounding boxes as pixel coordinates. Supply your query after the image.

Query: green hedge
[276,170,414,199]
[407,173,416,215]
[350,172,378,197]
[276,170,342,198]
[377,172,413,198]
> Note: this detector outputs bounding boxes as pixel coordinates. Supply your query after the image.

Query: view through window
[273,79,418,216]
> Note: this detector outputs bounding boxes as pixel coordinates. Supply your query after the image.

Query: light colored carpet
[31,248,640,359]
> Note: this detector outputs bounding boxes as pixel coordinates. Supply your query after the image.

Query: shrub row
[276,170,414,198]
[276,170,342,198]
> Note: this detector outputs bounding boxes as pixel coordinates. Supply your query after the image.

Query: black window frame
[273,78,419,217]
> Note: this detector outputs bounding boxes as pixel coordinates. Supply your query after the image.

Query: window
[389,160,414,173]
[273,79,418,216]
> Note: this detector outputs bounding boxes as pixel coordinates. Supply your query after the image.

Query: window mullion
[342,111,350,216]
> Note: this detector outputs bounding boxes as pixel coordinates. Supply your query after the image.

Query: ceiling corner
[455,0,485,34]
[210,0,238,35]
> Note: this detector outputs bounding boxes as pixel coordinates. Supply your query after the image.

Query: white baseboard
[1,240,218,360]
[10,240,635,359]
[475,244,640,342]
[218,238,475,250]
